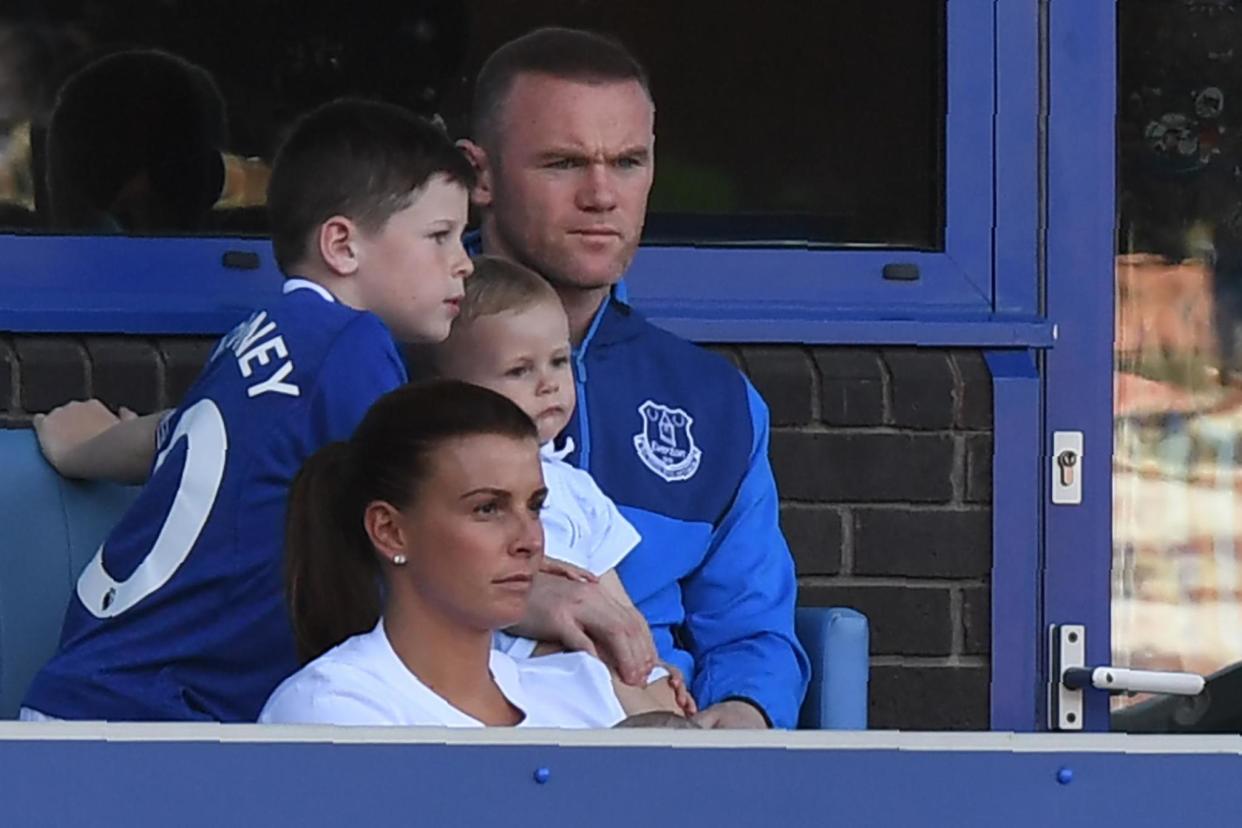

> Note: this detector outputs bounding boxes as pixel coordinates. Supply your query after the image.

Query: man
[460,27,809,729]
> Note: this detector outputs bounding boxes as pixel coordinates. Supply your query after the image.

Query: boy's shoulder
[167,285,405,439]
[265,284,394,351]
[210,287,400,386]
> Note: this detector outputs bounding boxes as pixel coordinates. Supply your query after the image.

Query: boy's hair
[267,98,475,274]
[471,27,650,151]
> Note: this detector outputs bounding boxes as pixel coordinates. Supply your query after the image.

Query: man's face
[479,74,655,293]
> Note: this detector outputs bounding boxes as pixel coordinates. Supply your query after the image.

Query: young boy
[426,255,694,718]
[21,99,474,722]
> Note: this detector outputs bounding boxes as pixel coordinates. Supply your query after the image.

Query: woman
[260,380,692,727]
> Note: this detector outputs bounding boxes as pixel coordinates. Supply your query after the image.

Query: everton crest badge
[633,400,702,482]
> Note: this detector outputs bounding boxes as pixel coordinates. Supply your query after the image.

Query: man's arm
[34,400,165,484]
[511,571,658,687]
[681,380,810,729]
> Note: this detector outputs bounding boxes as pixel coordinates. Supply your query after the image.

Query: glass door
[1113,0,1242,727]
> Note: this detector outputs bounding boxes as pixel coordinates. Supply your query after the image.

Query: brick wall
[713,345,994,731]
[0,335,993,730]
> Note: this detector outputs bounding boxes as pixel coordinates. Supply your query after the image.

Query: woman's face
[394,433,546,631]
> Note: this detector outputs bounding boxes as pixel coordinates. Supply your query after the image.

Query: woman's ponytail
[284,440,381,663]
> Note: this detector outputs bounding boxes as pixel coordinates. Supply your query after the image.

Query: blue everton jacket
[562,292,809,728]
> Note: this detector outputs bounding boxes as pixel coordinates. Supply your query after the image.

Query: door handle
[1048,624,1205,730]
[1062,666,1204,696]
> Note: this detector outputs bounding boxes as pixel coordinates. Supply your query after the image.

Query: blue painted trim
[0,235,283,334]
[993,0,1042,315]
[985,349,1043,731]
[5,731,1242,826]
[1042,0,1115,731]
[642,309,1054,347]
[943,0,996,304]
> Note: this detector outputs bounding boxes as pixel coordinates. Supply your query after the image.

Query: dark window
[0,0,944,248]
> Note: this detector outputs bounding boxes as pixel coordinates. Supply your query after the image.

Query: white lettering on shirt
[220,311,301,398]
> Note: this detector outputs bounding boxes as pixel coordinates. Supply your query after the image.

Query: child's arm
[610,663,697,718]
[34,400,164,483]
[530,564,696,715]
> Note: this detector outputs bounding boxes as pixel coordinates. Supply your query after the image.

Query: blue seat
[0,427,868,728]
[796,606,869,729]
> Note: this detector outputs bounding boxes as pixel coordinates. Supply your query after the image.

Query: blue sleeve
[681,380,810,728]
[306,314,408,443]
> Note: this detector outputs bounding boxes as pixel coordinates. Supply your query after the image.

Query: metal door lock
[1052,431,1084,505]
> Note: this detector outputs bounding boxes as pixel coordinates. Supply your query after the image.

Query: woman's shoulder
[258,629,405,725]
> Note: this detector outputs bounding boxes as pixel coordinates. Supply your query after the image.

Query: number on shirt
[76,399,228,618]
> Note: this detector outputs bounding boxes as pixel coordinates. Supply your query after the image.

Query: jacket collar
[575,288,645,355]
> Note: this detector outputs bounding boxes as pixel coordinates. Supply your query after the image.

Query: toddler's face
[443,299,576,443]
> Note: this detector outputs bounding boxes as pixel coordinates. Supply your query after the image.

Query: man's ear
[317,215,362,277]
[364,500,407,562]
[457,139,494,209]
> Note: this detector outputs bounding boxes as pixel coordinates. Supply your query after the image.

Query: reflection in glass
[1114,0,1242,708]
[0,0,944,247]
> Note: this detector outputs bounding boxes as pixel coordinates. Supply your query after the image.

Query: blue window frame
[0,0,1044,344]
[627,0,1047,346]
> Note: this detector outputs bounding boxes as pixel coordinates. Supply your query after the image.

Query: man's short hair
[471,26,650,149]
[267,98,475,274]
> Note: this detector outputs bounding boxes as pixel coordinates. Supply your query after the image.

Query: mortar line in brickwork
[869,655,989,668]
[839,507,854,575]
[152,337,171,411]
[797,575,989,589]
[77,336,93,398]
[949,587,965,655]
[946,349,966,427]
[0,335,15,414]
[803,346,823,423]
[877,351,894,426]
[950,434,967,504]
[770,424,971,437]
[10,336,25,416]
[780,500,991,514]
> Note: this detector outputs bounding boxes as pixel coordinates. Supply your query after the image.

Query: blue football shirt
[24,281,407,722]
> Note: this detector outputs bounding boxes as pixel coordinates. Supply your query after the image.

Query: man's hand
[539,558,598,584]
[513,571,657,686]
[34,400,133,477]
[691,699,769,730]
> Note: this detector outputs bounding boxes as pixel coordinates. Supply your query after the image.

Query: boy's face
[440,299,576,444]
[353,174,473,343]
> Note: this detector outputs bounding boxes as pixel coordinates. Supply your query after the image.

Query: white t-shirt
[259,622,627,728]
[493,440,642,660]
[539,438,640,574]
